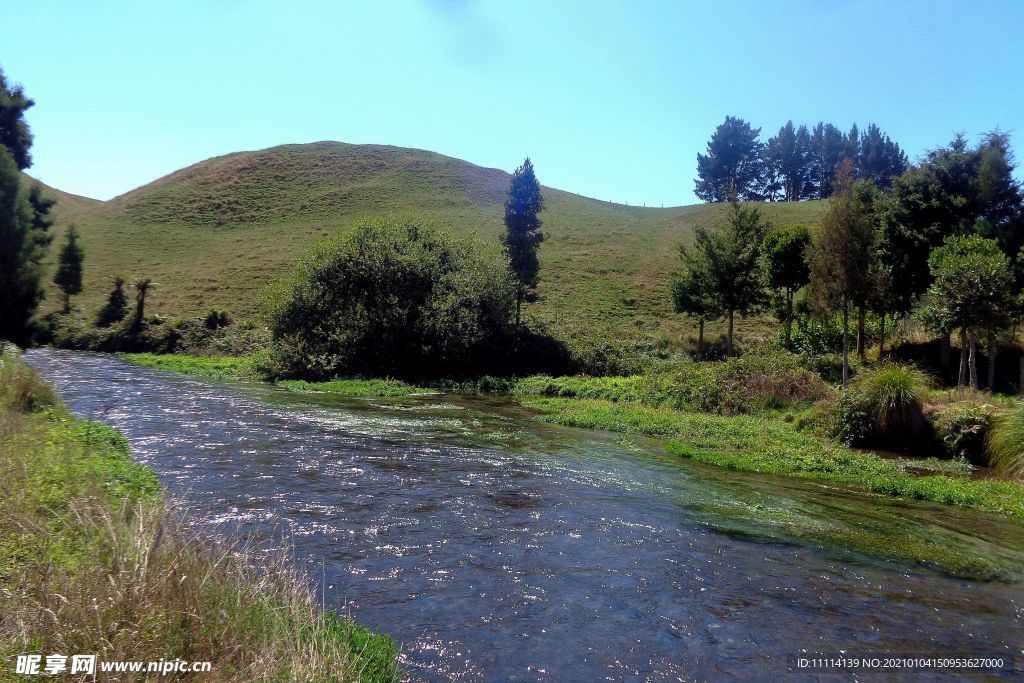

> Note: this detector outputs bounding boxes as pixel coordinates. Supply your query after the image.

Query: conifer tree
[502,158,544,326]
[53,225,84,313]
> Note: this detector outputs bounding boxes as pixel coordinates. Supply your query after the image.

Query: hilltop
[30,142,827,345]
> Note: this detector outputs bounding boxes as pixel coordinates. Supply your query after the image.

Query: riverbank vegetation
[0,351,400,681]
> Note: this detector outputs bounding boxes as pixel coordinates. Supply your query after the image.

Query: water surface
[26,349,1024,681]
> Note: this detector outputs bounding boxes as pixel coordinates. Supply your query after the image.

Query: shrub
[514,352,829,416]
[930,401,994,463]
[203,308,232,330]
[987,404,1024,478]
[839,362,933,449]
[265,215,519,380]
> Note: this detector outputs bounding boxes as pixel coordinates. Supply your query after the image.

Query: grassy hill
[30,142,827,346]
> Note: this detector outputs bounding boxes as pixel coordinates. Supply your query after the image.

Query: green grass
[526,398,1024,518]
[31,142,827,347]
[118,351,257,380]
[0,354,400,681]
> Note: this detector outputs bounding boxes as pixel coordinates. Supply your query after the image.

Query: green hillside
[31,142,827,345]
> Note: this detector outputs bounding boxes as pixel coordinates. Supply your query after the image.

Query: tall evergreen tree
[810,122,846,198]
[686,200,770,355]
[695,116,764,202]
[0,67,34,171]
[502,158,544,325]
[765,121,814,201]
[53,225,84,313]
[858,123,908,189]
[0,67,52,344]
[845,123,860,173]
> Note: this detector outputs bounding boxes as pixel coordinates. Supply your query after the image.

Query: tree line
[695,116,908,203]
[676,130,1024,388]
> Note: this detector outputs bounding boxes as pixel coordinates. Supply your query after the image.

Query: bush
[265,215,519,380]
[838,362,932,449]
[514,352,830,416]
[987,404,1024,478]
[930,401,994,463]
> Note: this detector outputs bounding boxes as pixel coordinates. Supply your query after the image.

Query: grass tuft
[987,404,1024,479]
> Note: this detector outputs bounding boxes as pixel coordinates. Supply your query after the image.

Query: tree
[0,69,52,345]
[96,276,129,327]
[808,162,877,385]
[267,215,517,379]
[53,225,84,313]
[762,225,811,350]
[764,121,814,201]
[502,158,544,325]
[672,250,722,356]
[921,236,1014,389]
[695,116,764,202]
[132,278,155,331]
[0,67,34,171]
[686,200,770,355]
[858,123,908,189]
[810,122,846,198]
[878,132,1024,372]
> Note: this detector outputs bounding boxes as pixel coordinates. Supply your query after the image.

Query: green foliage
[878,132,1024,310]
[95,276,129,327]
[266,214,518,379]
[987,405,1024,478]
[502,157,544,320]
[921,235,1014,335]
[762,224,811,294]
[931,401,994,463]
[53,224,84,312]
[762,224,811,348]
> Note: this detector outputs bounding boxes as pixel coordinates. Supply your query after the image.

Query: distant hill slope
[32,142,828,345]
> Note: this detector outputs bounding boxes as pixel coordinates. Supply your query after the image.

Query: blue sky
[4,0,1023,205]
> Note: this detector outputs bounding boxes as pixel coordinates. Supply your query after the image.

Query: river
[25,349,1024,681]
